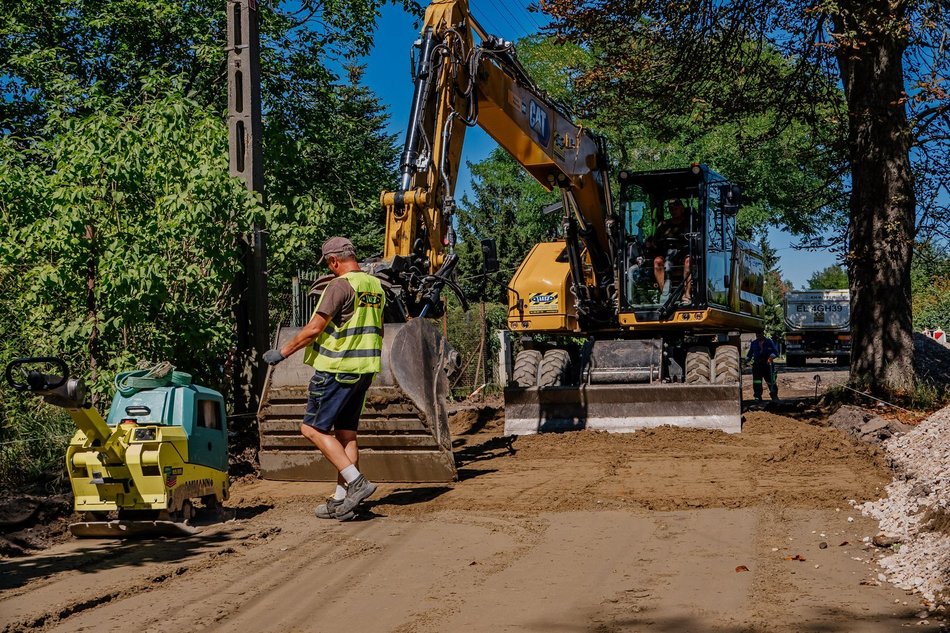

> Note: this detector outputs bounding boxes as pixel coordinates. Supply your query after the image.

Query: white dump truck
[783,289,851,367]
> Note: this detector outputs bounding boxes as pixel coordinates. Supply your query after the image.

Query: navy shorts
[302,370,374,432]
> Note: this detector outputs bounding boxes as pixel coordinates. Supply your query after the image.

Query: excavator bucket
[258,319,458,482]
[503,384,742,435]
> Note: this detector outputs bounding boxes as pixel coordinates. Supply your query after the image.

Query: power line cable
[477,0,525,37]
[469,1,506,38]
[517,0,547,32]
[489,0,535,36]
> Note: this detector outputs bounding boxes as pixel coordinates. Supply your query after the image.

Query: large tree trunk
[834,2,916,393]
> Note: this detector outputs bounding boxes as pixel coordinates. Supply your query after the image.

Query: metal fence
[286,269,323,327]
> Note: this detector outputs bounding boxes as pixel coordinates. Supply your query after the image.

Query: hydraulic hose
[115,362,192,397]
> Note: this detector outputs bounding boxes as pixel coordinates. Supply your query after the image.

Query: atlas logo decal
[528,291,559,314]
[528,100,550,147]
[357,291,383,308]
[530,292,557,304]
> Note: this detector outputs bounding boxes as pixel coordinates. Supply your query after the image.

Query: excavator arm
[379,0,618,321]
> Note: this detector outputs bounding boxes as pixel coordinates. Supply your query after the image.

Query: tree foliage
[456,148,560,302]
[758,237,792,338]
[0,0,411,274]
[912,241,950,330]
[0,88,263,398]
[0,0,410,433]
[806,265,849,290]
[0,0,419,133]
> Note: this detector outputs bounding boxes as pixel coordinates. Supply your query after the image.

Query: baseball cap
[318,236,355,264]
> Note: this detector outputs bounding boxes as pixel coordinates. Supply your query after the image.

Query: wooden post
[476,301,486,386]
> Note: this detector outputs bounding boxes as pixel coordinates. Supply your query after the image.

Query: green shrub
[0,401,74,494]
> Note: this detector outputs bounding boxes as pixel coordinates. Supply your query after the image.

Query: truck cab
[783,289,851,367]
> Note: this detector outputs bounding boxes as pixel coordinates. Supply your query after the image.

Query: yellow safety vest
[304,272,384,374]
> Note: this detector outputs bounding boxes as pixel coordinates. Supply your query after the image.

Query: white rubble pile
[858,405,950,603]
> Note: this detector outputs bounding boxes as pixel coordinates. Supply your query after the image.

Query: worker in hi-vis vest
[263,236,385,521]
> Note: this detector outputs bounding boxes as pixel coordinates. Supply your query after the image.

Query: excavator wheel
[537,349,571,387]
[685,346,712,384]
[512,350,542,387]
[712,345,740,384]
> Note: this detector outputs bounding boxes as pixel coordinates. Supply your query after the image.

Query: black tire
[200,494,224,521]
[836,355,850,367]
[180,499,195,523]
[786,354,806,368]
[685,346,711,384]
[512,350,542,387]
[712,345,740,384]
[537,349,571,387]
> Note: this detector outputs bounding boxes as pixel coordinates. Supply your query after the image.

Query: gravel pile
[858,405,950,603]
[827,404,912,445]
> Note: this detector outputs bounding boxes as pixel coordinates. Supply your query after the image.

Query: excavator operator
[647,199,692,303]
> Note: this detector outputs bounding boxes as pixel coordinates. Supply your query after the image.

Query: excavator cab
[622,190,700,308]
[617,165,761,324]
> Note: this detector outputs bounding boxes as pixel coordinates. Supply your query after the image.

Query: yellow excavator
[257,0,765,482]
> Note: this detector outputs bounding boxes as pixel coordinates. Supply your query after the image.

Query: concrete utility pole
[227,0,269,412]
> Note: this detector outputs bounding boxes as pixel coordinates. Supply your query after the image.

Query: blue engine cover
[107,384,229,472]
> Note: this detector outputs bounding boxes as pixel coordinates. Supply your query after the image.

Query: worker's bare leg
[335,429,358,488]
[653,255,666,290]
[300,423,353,472]
[682,255,692,301]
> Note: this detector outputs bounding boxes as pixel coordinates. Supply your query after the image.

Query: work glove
[263,349,286,366]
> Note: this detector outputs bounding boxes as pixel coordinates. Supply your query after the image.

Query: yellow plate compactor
[5,358,229,538]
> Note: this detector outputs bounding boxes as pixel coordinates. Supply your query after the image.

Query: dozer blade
[69,520,199,539]
[258,320,458,482]
[504,383,742,435]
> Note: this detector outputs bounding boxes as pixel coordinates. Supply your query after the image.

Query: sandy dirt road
[2,373,944,632]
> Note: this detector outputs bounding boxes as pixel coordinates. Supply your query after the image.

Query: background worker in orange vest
[263,237,385,521]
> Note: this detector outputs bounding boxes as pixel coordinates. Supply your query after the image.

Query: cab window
[197,399,221,430]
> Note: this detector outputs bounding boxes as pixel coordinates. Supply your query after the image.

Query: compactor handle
[5,357,69,392]
[5,357,88,409]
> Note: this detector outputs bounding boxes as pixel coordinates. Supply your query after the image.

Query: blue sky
[355,1,840,288]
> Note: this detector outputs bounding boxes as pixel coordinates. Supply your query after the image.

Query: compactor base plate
[69,520,200,539]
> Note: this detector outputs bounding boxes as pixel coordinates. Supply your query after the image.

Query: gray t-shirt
[315,278,355,326]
